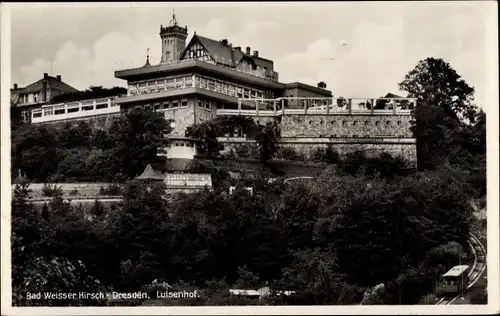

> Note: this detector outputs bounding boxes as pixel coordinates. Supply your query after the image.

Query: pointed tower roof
[143,48,151,67]
[137,164,164,180]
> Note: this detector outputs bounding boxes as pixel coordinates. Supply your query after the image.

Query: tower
[160,10,188,63]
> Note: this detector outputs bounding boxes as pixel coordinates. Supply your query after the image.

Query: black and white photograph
[1,1,498,314]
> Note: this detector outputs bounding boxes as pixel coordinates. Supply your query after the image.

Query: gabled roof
[12,76,78,95]
[383,92,404,99]
[180,34,259,69]
[137,164,164,180]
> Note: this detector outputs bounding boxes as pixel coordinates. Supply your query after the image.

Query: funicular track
[436,233,487,305]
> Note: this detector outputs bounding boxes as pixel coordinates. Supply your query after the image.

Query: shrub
[41,183,63,198]
[99,184,123,196]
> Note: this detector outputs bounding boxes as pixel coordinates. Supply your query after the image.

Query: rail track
[435,233,487,305]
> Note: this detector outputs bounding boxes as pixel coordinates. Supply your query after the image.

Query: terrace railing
[216,97,416,116]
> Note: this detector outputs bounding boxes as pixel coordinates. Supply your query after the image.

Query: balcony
[216,97,416,116]
[31,97,119,124]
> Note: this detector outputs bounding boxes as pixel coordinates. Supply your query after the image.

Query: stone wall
[42,114,121,130]
[219,138,417,167]
[163,104,196,136]
[281,114,413,138]
[280,142,417,166]
[194,106,216,125]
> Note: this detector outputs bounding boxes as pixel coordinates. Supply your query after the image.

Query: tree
[399,58,481,170]
[336,97,347,108]
[254,121,280,164]
[109,109,172,178]
[399,57,478,124]
[185,116,260,158]
[12,125,59,180]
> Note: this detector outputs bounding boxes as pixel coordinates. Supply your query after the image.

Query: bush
[41,183,63,198]
[99,184,123,196]
[311,146,341,164]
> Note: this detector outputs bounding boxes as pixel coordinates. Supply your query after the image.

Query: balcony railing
[31,97,119,124]
[157,57,278,81]
[216,97,416,116]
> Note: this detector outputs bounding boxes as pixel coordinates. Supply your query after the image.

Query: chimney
[44,73,49,79]
[234,46,241,51]
[56,75,61,82]
[13,83,18,90]
[221,39,228,45]
[253,50,259,57]
[246,46,251,55]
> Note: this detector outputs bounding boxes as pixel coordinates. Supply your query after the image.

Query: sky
[7,1,495,107]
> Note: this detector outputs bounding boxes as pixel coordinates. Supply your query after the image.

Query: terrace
[215,97,417,116]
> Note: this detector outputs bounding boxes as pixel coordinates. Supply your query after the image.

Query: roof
[443,265,469,277]
[383,92,404,99]
[136,164,164,180]
[167,136,201,142]
[185,35,237,67]
[284,82,333,97]
[163,173,212,189]
[181,35,261,70]
[12,75,78,95]
[229,289,260,296]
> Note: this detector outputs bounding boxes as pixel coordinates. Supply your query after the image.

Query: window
[43,108,54,116]
[237,87,243,98]
[353,121,357,125]
[166,78,174,85]
[243,88,250,99]
[67,107,79,113]
[386,121,391,125]
[375,121,380,125]
[342,121,346,125]
[397,121,401,125]
[208,79,215,90]
[172,101,179,108]
[138,82,147,88]
[163,101,170,109]
[33,93,38,103]
[181,143,185,147]
[331,120,335,124]
[144,105,152,111]
[181,99,188,107]
[205,100,211,109]
[154,103,162,111]
[147,80,155,87]
[33,111,42,118]
[96,103,108,109]
[320,120,324,125]
[309,120,313,125]
[82,105,94,111]
[198,99,203,108]
[365,121,369,125]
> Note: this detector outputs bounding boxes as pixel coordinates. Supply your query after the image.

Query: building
[11,73,79,122]
[136,164,213,193]
[27,12,417,165]
[113,13,333,136]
